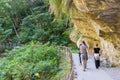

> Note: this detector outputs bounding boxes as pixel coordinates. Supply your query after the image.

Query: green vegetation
[0,0,72,46]
[0,42,71,80]
[49,0,73,18]
[71,49,79,53]
[0,0,74,80]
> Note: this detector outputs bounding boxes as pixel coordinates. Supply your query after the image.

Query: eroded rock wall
[50,0,120,66]
[70,0,120,66]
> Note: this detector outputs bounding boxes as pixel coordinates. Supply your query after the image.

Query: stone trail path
[72,54,114,80]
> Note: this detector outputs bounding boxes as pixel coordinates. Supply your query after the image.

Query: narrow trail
[72,54,114,80]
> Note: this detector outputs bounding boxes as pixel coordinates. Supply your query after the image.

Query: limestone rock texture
[69,0,120,66]
[50,0,120,66]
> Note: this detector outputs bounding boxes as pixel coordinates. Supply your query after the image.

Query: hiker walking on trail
[79,41,88,71]
[93,44,101,69]
[78,44,82,64]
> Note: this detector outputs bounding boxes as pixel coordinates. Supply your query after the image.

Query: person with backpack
[93,44,101,69]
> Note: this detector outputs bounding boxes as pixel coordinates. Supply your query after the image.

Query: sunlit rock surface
[69,0,120,66]
[50,0,120,66]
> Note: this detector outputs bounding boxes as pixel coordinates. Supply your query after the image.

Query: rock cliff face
[50,0,120,66]
[69,0,120,66]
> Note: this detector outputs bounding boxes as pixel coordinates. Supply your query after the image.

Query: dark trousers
[79,52,81,63]
[94,59,100,69]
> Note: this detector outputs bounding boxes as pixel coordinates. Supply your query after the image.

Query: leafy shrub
[0,42,64,80]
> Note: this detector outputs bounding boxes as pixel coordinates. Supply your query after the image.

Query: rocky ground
[101,67,120,80]
[100,57,120,80]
